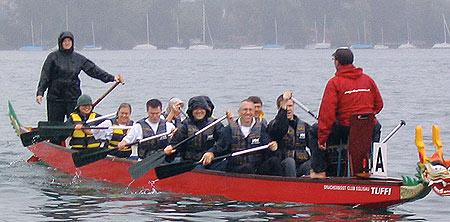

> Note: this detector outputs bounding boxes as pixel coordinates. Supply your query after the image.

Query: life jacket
[228,119,263,166]
[282,120,309,164]
[182,117,216,161]
[69,112,101,149]
[137,118,169,159]
[107,118,134,151]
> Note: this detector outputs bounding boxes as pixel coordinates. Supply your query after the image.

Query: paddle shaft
[127,131,172,146]
[155,144,270,179]
[173,115,227,150]
[381,120,406,144]
[292,97,318,120]
[194,145,270,167]
[92,74,123,108]
[86,112,116,124]
[128,115,227,180]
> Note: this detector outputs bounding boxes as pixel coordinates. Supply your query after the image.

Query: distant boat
[189,4,213,50]
[351,19,373,49]
[313,15,331,49]
[83,22,102,51]
[374,27,389,49]
[19,21,46,51]
[133,14,157,50]
[240,45,263,50]
[264,20,285,49]
[398,22,417,49]
[432,14,450,49]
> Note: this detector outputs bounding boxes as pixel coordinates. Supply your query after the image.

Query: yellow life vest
[69,112,100,149]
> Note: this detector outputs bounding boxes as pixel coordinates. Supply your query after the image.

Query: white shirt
[122,118,175,144]
[92,119,130,140]
[237,118,256,137]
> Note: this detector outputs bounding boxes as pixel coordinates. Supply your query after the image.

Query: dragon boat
[8,101,449,209]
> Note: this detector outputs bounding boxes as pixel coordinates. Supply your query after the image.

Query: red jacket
[318,64,383,145]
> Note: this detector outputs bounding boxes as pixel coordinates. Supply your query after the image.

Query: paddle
[20,112,116,146]
[155,144,270,179]
[72,131,172,168]
[292,97,318,120]
[128,115,227,180]
[92,74,124,108]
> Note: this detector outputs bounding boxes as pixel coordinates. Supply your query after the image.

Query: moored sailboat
[133,14,157,50]
[189,4,213,50]
[432,14,450,49]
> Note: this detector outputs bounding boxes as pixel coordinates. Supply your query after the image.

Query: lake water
[1,49,449,221]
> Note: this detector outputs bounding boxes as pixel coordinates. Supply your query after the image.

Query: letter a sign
[371,142,388,177]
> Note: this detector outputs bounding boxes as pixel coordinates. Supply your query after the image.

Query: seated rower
[92,103,134,158]
[67,94,101,150]
[268,91,314,177]
[247,96,267,126]
[162,97,185,128]
[201,99,282,176]
[164,96,224,169]
[118,99,175,160]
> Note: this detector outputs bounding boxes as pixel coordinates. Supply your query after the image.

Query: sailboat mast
[322,15,326,43]
[91,21,95,46]
[176,16,180,44]
[146,14,150,45]
[314,21,318,43]
[363,19,367,44]
[40,23,43,46]
[443,14,449,43]
[275,20,278,45]
[30,21,35,46]
[381,27,385,45]
[202,4,206,44]
[65,5,69,30]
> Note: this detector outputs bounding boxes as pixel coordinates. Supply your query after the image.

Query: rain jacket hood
[187,96,211,120]
[58,31,74,53]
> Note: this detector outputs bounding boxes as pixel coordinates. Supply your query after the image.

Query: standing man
[36,31,124,123]
[311,48,383,179]
[201,99,281,176]
[118,99,175,159]
[268,91,315,177]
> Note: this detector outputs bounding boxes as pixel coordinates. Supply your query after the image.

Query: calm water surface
[1,49,449,221]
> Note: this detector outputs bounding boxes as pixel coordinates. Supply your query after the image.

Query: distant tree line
[0,0,449,49]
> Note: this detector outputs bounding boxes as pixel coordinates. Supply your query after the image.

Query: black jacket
[267,108,316,159]
[37,31,114,102]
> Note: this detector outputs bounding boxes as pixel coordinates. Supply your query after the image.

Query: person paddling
[92,103,134,158]
[201,99,281,175]
[247,96,268,126]
[118,99,176,160]
[268,91,315,177]
[311,48,383,179]
[164,96,224,168]
[36,31,124,123]
[66,94,102,149]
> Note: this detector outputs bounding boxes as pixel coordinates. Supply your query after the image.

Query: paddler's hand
[268,141,278,151]
[318,142,327,151]
[164,145,176,155]
[200,152,215,166]
[280,90,292,109]
[36,95,43,105]
[226,110,234,123]
[74,124,83,130]
[117,140,128,150]
[114,74,125,84]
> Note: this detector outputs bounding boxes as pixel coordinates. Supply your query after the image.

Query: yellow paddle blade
[415,126,428,164]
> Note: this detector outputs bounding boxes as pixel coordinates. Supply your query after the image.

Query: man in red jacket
[311,48,383,179]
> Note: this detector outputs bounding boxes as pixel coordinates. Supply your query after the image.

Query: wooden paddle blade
[155,160,198,180]
[128,151,166,180]
[72,148,111,167]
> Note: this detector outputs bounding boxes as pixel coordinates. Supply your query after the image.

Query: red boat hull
[27,141,426,209]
